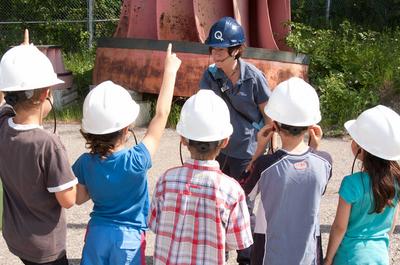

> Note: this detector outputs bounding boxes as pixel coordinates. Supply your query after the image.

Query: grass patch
[46,101,83,123]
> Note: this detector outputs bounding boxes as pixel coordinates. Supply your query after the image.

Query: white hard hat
[264,77,321,126]
[345,105,400,161]
[81,81,140,135]
[0,44,63,92]
[176,90,233,141]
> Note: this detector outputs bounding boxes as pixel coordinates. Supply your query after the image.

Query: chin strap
[351,148,361,174]
[128,128,138,145]
[46,97,57,134]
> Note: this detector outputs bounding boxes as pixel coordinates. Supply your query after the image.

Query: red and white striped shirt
[149,159,253,265]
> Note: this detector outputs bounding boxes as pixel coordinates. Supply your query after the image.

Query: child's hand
[308,125,323,149]
[164,43,181,74]
[22,29,29,45]
[257,124,275,147]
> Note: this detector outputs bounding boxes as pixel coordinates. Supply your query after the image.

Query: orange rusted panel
[93,40,308,97]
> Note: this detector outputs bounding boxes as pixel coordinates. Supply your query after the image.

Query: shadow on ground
[68,256,154,265]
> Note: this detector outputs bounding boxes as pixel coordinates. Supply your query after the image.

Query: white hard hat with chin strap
[176,90,233,142]
[264,77,321,126]
[0,45,63,92]
[0,33,64,133]
[82,81,140,135]
[345,105,400,162]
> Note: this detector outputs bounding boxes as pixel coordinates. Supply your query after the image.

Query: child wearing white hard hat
[72,44,181,265]
[149,89,253,264]
[0,30,77,264]
[242,77,332,265]
[325,105,400,265]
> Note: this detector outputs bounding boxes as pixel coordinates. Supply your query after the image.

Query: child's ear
[220,138,229,148]
[39,88,51,102]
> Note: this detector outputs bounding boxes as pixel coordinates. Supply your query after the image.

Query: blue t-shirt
[199,59,270,159]
[72,142,152,229]
[334,172,397,265]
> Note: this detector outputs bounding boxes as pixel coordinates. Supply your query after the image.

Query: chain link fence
[0,0,121,54]
[1,0,398,55]
[292,0,400,30]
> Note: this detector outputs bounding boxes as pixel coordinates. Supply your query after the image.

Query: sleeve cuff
[47,178,78,193]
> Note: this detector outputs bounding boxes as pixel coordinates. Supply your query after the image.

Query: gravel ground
[0,124,399,264]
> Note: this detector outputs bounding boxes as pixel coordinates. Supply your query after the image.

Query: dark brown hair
[80,129,124,159]
[208,44,244,60]
[188,139,222,160]
[5,88,48,111]
[275,122,308,136]
[362,151,400,213]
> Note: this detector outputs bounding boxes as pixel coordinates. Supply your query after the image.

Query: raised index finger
[167,43,172,55]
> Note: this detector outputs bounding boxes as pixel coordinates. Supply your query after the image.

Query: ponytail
[362,151,400,213]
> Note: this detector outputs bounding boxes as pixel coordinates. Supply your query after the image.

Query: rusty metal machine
[93,0,308,96]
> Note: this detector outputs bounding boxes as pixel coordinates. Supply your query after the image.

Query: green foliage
[45,101,83,122]
[291,0,400,31]
[0,0,119,53]
[148,95,185,128]
[286,21,400,129]
[63,49,96,99]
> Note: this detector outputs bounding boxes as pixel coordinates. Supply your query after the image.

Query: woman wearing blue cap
[199,16,272,265]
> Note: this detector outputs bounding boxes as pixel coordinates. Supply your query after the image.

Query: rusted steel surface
[257,0,279,50]
[114,0,157,39]
[37,45,72,90]
[193,0,233,43]
[233,0,250,46]
[269,0,291,51]
[157,0,199,41]
[115,0,292,50]
[93,39,308,97]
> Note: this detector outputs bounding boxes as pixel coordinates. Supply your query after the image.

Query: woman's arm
[324,197,352,265]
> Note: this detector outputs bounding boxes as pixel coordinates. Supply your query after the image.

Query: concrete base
[135,101,152,127]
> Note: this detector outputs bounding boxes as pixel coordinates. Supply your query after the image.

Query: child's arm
[55,186,76,209]
[76,184,90,205]
[142,44,181,158]
[245,124,274,173]
[324,197,351,265]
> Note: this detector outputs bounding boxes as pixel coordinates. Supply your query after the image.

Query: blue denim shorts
[81,223,146,265]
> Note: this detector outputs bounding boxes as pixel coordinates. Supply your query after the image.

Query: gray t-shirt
[199,59,270,159]
[244,148,332,265]
[0,105,77,263]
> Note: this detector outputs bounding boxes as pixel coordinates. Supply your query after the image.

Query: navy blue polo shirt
[199,58,271,159]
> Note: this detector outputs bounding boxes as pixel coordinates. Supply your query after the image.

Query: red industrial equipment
[93,0,308,97]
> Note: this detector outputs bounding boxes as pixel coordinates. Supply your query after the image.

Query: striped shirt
[149,159,253,265]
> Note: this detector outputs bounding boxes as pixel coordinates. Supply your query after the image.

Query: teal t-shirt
[334,172,397,265]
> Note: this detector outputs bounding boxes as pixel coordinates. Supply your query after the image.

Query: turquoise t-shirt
[334,172,397,265]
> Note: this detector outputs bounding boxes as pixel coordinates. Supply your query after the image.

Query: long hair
[362,151,400,213]
[80,129,124,159]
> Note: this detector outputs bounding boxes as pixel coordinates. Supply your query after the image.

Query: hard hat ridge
[345,105,400,161]
[264,77,321,126]
[176,90,233,141]
[81,81,140,135]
